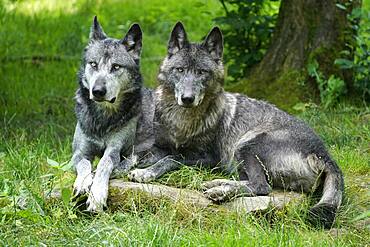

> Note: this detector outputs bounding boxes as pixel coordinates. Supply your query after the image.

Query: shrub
[308,59,346,109]
[213,0,279,82]
[335,6,370,101]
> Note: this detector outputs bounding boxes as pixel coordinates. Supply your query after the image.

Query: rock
[46,189,62,200]
[109,180,211,208]
[108,179,305,213]
[225,191,305,213]
[225,196,271,213]
[46,180,305,213]
[328,227,349,237]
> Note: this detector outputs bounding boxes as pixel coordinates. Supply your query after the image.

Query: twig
[220,0,229,15]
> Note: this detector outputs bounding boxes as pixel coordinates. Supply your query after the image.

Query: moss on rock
[226,69,312,112]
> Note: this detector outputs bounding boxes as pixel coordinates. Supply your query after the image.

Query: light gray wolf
[71,16,154,212]
[128,22,344,228]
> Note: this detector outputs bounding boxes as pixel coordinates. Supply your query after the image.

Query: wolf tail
[308,156,344,228]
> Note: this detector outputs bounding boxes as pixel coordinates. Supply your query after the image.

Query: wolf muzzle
[177,79,198,107]
[90,78,116,103]
[92,85,107,101]
[181,95,195,106]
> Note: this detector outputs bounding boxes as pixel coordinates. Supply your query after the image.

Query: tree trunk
[229,0,361,111]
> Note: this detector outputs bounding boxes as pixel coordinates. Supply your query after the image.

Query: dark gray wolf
[128,22,344,228]
[72,16,154,212]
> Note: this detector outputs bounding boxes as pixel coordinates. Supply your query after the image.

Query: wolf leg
[202,179,257,202]
[71,124,96,197]
[203,151,271,202]
[86,149,120,212]
[111,154,138,178]
[72,153,93,196]
[128,155,181,183]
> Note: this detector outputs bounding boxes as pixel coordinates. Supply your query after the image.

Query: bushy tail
[308,158,344,229]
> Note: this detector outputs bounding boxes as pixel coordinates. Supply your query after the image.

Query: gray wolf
[71,16,154,212]
[128,22,344,228]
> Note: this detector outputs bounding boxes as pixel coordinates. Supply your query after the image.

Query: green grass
[0,0,369,246]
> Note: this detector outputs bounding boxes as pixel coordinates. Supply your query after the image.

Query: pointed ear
[168,22,188,56]
[89,16,107,41]
[121,23,142,63]
[202,27,223,61]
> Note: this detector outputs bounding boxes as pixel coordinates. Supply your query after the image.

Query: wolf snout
[92,85,107,98]
[181,95,195,106]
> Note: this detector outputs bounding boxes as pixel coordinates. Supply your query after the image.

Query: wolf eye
[176,67,184,73]
[89,62,97,69]
[199,69,208,75]
[112,64,122,71]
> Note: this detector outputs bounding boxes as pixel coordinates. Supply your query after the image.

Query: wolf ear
[202,27,223,61]
[89,16,107,41]
[168,22,188,56]
[121,23,142,63]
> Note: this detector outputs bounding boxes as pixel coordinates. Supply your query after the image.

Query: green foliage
[214,0,279,82]
[308,59,346,109]
[335,5,370,101]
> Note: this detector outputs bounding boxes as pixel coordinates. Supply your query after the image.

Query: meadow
[0,0,369,245]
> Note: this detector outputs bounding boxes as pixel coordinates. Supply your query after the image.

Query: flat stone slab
[109,179,305,213]
[109,179,211,208]
[225,191,305,213]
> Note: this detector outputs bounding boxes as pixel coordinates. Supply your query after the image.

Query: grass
[0,0,369,246]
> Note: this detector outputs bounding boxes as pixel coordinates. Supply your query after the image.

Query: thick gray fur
[72,16,154,212]
[128,22,344,228]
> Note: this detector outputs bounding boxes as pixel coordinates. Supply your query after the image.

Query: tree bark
[229,0,361,111]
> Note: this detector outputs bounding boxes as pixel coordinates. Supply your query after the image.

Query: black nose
[92,86,106,98]
[181,96,195,105]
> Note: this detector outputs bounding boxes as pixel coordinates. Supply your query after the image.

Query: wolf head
[158,22,224,108]
[79,16,142,105]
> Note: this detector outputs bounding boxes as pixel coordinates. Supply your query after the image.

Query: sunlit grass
[0,0,222,87]
[3,0,80,15]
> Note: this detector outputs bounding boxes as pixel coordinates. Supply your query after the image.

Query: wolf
[128,22,344,228]
[71,16,154,212]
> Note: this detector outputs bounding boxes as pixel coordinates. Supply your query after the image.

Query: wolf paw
[203,184,236,202]
[128,168,156,183]
[202,180,240,202]
[86,182,108,212]
[73,173,93,196]
[201,179,231,191]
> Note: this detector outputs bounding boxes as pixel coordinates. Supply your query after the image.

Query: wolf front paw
[86,182,108,212]
[202,179,240,202]
[203,184,233,202]
[203,184,236,202]
[128,168,157,183]
[201,179,230,191]
[73,173,93,196]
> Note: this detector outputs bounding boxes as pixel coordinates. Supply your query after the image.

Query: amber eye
[89,62,97,69]
[176,67,184,73]
[112,64,121,71]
